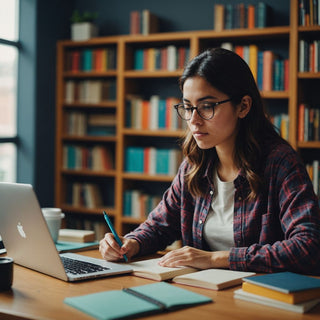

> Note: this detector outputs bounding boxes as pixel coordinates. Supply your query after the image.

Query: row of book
[133,46,190,71]
[306,160,320,195]
[299,0,320,26]
[67,183,104,209]
[64,79,116,104]
[123,189,161,219]
[214,2,271,31]
[125,147,182,176]
[269,113,289,140]
[298,103,320,142]
[299,39,320,73]
[125,95,187,131]
[63,145,114,171]
[65,47,117,73]
[65,112,116,137]
[235,272,320,313]
[222,43,289,92]
[130,9,158,35]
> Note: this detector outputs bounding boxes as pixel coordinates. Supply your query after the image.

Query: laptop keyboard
[61,256,110,275]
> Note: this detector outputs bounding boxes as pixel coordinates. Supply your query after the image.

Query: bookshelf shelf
[122,128,184,138]
[122,173,175,182]
[197,26,290,40]
[64,71,117,78]
[61,205,116,216]
[124,70,183,78]
[121,216,145,224]
[260,91,289,99]
[62,169,117,177]
[55,0,316,234]
[64,101,117,108]
[298,73,320,79]
[62,135,117,142]
[298,141,320,149]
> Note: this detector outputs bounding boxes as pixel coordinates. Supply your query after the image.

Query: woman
[99,48,320,274]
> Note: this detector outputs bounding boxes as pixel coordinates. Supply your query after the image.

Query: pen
[103,211,128,262]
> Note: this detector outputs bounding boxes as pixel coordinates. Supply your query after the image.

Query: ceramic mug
[42,208,65,243]
[0,257,13,291]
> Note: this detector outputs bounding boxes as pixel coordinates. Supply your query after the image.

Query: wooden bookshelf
[55,0,318,234]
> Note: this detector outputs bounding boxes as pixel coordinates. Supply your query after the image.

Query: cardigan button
[209,190,213,195]
[199,219,203,224]
[238,196,242,201]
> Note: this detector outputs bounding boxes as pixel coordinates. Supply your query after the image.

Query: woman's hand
[99,233,140,262]
[158,246,230,269]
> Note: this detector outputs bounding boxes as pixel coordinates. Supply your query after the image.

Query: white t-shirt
[203,171,235,251]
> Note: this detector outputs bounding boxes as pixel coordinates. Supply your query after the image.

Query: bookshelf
[55,0,320,235]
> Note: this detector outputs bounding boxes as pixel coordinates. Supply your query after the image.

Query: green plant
[70,10,98,23]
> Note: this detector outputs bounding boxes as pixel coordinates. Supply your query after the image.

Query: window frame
[0,8,21,181]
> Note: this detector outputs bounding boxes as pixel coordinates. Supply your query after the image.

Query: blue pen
[103,211,128,262]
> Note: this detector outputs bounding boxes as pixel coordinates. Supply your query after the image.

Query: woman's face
[183,76,243,151]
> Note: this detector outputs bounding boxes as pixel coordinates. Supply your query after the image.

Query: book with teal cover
[55,241,99,253]
[125,147,144,173]
[243,272,320,293]
[64,282,212,320]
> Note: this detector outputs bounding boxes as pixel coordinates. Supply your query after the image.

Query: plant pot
[71,22,98,41]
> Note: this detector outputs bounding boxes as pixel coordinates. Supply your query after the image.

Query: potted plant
[70,10,98,41]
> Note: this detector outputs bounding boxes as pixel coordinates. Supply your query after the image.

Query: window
[0,0,19,182]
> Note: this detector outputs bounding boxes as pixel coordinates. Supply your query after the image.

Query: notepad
[64,282,213,320]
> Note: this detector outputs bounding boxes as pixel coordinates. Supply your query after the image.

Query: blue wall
[27,0,290,205]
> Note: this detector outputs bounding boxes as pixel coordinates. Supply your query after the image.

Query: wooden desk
[1,250,320,320]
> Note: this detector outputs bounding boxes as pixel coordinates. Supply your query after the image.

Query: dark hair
[180,48,285,199]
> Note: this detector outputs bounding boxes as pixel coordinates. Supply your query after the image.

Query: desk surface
[1,250,320,320]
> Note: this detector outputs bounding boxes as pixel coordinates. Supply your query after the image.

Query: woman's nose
[189,109,203,124]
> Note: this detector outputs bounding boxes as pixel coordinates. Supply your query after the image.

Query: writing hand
[99,233,139,262]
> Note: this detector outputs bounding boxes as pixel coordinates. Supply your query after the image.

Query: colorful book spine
[214,2,271,30]
[68,183,103,209]
[64,79,116,103]
[66,48,117,73]
[123,189,162,218]
[125,147,181,175]
[297,103,320,141]
[126,95,184,130]
[133,46,189,71]
[63,145,114,170]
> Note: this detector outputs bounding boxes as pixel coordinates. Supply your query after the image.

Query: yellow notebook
[242,281,320,304]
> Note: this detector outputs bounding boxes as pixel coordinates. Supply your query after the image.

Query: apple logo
[17,222,27,238]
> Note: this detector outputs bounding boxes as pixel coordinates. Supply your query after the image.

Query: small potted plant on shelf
[70,10,98,41]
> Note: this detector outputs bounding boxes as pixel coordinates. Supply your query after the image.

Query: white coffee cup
[42,208,65,243]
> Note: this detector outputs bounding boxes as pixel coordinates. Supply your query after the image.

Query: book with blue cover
[243,271,320,293]
[64,282,212,320]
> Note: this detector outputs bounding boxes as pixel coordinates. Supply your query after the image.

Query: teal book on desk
[55,241,99,253]
[64,282,212,320]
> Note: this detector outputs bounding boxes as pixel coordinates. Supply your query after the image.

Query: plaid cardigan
[126,142,320,275]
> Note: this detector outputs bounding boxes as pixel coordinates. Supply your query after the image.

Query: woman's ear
[238,95,252,119]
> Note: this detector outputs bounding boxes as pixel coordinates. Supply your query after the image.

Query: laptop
[0,182,133,282]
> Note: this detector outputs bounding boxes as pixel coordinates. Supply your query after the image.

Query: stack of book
[234,272,320,313]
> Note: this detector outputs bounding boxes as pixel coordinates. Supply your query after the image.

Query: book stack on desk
[56,229,99,253]
[234,272,320,313]
[58,229,96,243]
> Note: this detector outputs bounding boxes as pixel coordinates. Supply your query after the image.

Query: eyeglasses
[174,98,232,120]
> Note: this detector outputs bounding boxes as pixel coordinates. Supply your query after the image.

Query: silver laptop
[0,182,132,281]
